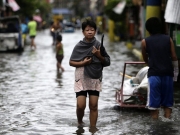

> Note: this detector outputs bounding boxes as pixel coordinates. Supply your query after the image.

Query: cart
[116,61,147,108]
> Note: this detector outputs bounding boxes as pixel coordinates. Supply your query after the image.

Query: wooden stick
[120,72,132,79]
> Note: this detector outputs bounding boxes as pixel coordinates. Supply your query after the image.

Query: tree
[71,0,85,18]
[14,0,51,18]
[104,0,132,22]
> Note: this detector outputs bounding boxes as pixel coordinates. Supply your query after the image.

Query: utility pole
[145,0,161,37]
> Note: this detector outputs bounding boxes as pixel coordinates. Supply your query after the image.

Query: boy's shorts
[147,76,174,110]
[30,35,36,39]
[76,90,99,98]
[56,55,64,63]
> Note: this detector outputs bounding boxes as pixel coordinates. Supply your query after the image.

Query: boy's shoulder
[146,34,170,39]
[77,37,100,46]
[57,42,62,46]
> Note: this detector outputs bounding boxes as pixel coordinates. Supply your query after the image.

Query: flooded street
[0,29,180,135]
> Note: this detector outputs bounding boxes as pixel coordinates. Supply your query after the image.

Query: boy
[141,17,179,120]
[28,16,37,50]
[69,19,110,128]
[56,34,64,72]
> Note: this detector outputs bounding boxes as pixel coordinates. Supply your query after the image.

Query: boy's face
[83,25,96,40]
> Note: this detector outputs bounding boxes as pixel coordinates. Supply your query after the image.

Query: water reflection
[148,122,179,135]
[73,127,85,135]
[73,127,98,135]
[56,71,62,87]
[89,126,99,135]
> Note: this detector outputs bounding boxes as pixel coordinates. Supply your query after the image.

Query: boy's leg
[147,76,161,119]
[31,37,36,49]
[150,109,159,120]
[164,107,172,118]
[57,56,64,72]
[60,65,64,71]
[30,37,33,47]
[58,62,64,72]
[76,95,86,125]
[89,95,99,127]
[32,38,34,47]
[161,76,174,118]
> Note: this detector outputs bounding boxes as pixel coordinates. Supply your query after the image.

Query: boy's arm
[170,38,178,61]
[170,38,179,81]
[69,57,92,67]
[141,39,148,63]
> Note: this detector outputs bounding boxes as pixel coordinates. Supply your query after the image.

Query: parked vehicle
[0,16,24,52]
[62,22,75,33]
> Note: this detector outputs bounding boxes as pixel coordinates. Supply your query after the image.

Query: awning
[164,0,180,25]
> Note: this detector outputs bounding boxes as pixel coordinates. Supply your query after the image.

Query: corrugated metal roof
[164,0,180,25]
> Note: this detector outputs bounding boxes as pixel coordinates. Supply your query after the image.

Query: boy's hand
[83,57,92,65]
[92,46,101,57]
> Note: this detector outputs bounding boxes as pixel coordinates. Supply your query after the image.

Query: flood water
[0,29,180,135]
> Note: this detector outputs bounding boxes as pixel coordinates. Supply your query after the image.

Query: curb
[132,48,143,61]
[125,42,143,61]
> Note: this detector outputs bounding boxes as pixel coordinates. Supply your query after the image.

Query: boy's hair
[145,17,162,35]
[29,16,33,21]
[56,34,62,42]
[81,19,96,31]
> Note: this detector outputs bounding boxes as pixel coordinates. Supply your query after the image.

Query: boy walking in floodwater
[69,19,110,129]
[28,16,37,50]
[141,17,179,121]
[56,34,64,72]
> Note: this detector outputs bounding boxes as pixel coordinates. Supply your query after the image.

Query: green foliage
[14,0,51,17]
[126,0,133,6]
[104,0,131,22]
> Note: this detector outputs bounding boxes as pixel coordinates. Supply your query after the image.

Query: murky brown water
[0,30,180,135]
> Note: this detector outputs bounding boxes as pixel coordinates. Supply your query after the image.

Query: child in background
[56,34,64,72]
[28,16,37,50]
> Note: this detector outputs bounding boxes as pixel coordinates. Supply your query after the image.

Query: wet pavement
[0,29,180,135]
